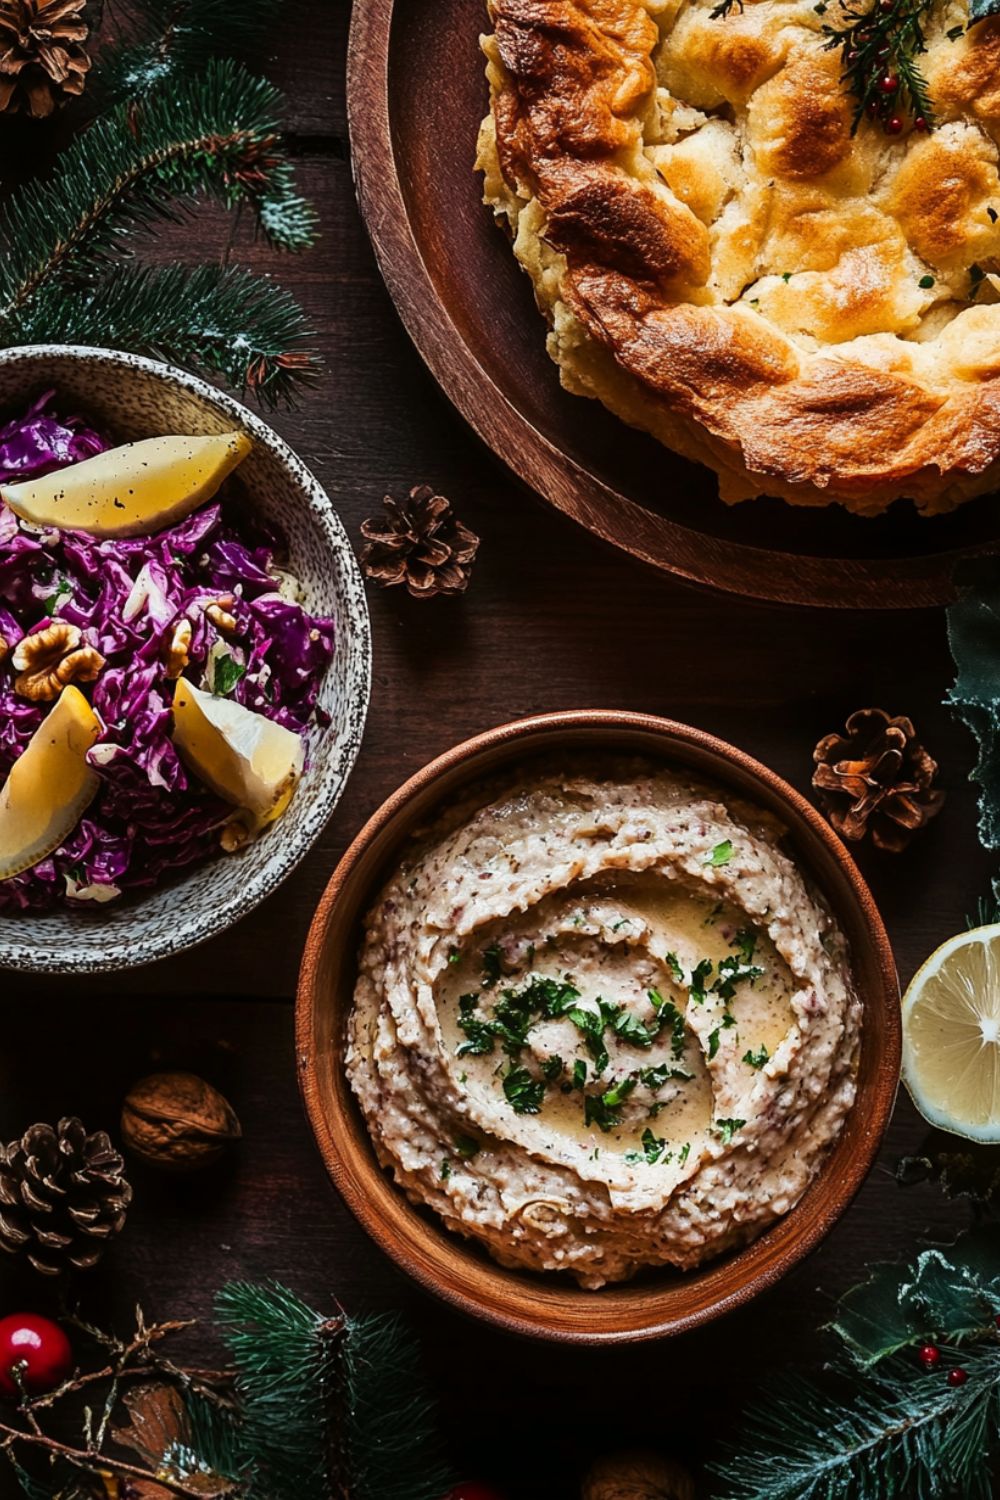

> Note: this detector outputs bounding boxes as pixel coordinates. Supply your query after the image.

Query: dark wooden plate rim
[346,0,1000,611]
[296,709,901,1344]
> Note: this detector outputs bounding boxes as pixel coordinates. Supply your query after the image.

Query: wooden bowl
[297,711,900,1344]
[348,0,1000,610]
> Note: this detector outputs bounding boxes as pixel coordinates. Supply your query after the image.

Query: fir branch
[339,1312,457,1500]
[0,56,315,326]
[822,0,936,133]
[100,0,282,101]
[215,1280,340,1500]
[8,262,320,406]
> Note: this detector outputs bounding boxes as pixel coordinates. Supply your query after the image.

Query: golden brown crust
[481,0,1000,513]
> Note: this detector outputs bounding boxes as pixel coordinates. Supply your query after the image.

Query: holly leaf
[827,1224,1000,1367]
[946,557,1000,850]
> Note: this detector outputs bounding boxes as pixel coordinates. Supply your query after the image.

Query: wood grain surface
[0,3,994,1493]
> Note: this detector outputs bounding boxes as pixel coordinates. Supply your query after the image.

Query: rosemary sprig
[822,0,937,134]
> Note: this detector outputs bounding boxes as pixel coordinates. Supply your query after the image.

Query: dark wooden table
[0,5,994,1493]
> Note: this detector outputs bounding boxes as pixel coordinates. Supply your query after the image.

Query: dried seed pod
[121,1072,241,1174]
[582,1451,696,1500]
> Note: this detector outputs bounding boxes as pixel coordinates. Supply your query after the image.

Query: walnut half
[13,619,105,702]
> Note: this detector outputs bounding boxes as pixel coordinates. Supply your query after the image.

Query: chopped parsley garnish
[733,928,758,963]
[781,270,792,281]
[440,1159,452,1180]
[566,1004,611,1075]
[609,1006,659,1049]
[628,1127,668,1165]
[708,1027,722,1060]
[456,995,496,1057]
[918,274,935,289]
[690,959,713,1005]
[481,944,503,987]
[447,947,461,965]
[572,1058,587,1090]
[705,840,733,867]
[713,1117,746,1145]
[584,1076,637,1133]
[541,1054,565,1081]
[678,1142,691,1165]
[663,952,684,983]
[453,1134,480,1160]
[211,654,246,698]
[503,1067,545,1115]
[713,951,764,1002]
[43,578,73,616]
[743,1045,769,1070]
[639,1061,692,1089]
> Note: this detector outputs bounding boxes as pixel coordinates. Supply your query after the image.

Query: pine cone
[0,1117,132,1276]
[0,0,90,119]
[360,485,479,599]
[812,708,945,853]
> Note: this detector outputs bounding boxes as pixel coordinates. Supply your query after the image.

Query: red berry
[948,1368,969,1387]
[885,115,905,134]
[914,115,928,131]
[0,1315,72,1399]
[442,1486,508,1500]
[919,1343,941,1369]
[879,72,900,92]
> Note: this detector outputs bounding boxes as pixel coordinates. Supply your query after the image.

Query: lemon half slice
[2,431,251,539]
[0,686,102,880]
[902,924,1000,1141]
[172,680,304,832]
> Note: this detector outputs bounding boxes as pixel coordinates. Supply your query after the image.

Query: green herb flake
[743,1044,769,1070]
[705,840,733,867]
[440,1159,452,1180]
[678,1142,691,1165]
[690,959,713,1005]
[481,944,503,987]
[713,1117,746,1146]
[43,578,73,616]
[571,1058,587,1090]
[918,274,935,289]
[585,1076,637,1133]
[447,947,461,965]
[211,653,246,698]
[782,270,793,281]
[503,1067,545,1116]
[541,1054,565,1081]
[708,1027,721,1061]
[663,953,685,984]
[453,1134,480,1160]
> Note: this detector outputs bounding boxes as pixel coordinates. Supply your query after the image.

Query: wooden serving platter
[347,0,1000,610]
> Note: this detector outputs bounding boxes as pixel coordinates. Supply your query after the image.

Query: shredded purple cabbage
[0,392,335,913]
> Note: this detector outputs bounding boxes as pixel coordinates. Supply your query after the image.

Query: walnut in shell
[583,1451,696,1500]
[121,1072,241,1173]
[12,618,104,701]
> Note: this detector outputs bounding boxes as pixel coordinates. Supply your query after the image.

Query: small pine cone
[0,0,91,118]
[812,707,945,853]
[360,485,479,599]
[0,1117,132,1276]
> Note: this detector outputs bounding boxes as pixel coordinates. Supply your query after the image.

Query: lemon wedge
[1,430,251,538]
[0,686,102,881]
[172,680,304,832]
[902,924,1000,1141]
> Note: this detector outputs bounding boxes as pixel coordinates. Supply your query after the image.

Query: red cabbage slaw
[0,393,334,912]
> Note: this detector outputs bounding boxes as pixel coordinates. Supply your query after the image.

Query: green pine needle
[215,1280,335,1500]
[8,262,320,406]
[0,56,316,327]
[101,0,283,101]
[339,1311,457,1500]
[214,1281,456,1500]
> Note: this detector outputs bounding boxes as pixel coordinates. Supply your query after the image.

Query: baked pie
[477,0,1000,515]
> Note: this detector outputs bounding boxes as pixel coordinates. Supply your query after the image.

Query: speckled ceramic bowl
[0,345,371,973]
